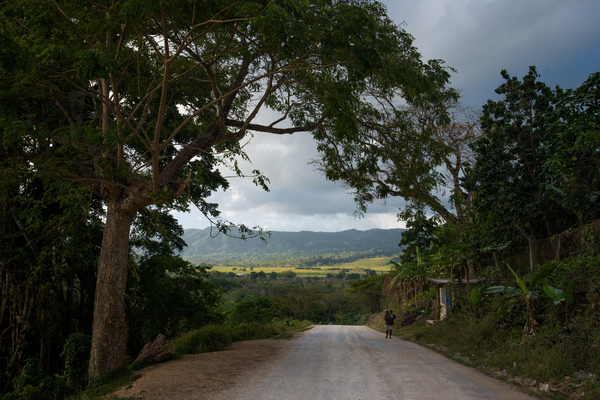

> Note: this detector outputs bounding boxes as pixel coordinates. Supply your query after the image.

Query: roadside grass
[68,370,141,400]
[170,320,311,356]
[386,313,600,400]
[69,320,312,400]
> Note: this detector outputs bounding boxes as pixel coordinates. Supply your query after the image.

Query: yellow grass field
[210,257,395,277]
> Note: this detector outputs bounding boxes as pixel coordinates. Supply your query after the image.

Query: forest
[1,0,599,399]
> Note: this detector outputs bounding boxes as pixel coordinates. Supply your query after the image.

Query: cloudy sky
[172,0,600,233]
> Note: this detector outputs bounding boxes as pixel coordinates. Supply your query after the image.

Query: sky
[172,0,600,233]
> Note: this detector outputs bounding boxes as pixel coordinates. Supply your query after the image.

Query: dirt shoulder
[108,338,287,400]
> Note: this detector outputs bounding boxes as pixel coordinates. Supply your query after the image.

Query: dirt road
[111,325,537,400]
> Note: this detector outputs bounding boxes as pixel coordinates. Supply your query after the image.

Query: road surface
[215,325,535,400]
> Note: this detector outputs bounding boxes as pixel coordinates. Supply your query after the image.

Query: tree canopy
[464,67,598,271]
[1,0,452,379]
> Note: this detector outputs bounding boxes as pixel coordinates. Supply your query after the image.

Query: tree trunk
[528,235,538,275]
[88,202,137,380]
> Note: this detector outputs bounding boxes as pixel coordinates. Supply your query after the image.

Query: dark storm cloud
[174,0,600,232]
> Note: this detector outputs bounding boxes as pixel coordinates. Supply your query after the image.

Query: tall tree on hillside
[545,72,600,224]
[314,96,480,226]
[397,211,440,263]
[1,0,451,378]
[465,67,573,272]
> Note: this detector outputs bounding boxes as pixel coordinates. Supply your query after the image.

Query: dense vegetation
[0,0,451,381]
[212,269,385,322]
[368,68,600,399]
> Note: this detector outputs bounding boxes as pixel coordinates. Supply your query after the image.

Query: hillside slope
[180,228,405,259]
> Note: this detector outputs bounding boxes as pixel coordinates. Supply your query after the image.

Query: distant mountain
[180,228,405,260]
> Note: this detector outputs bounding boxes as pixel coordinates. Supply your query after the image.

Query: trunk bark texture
[89,202,137,380]
[528,235,538,275]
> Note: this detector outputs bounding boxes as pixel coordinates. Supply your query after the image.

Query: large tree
[465,67,573,272]
[314,95,480,226]
[545,72,600,224]
[1,0,450,379]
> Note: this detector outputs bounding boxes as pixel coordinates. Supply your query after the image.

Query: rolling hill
[180,227,405,261]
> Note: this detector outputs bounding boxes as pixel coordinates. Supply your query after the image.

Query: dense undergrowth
[373,253,600,400]
[169,319,312,356]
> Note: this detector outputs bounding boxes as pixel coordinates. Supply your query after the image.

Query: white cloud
[174,0,600,232]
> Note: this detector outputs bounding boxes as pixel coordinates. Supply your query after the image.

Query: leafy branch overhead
[1,0,453,379]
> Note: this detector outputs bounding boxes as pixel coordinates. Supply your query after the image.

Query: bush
[170,319,310,357]
[231,297,278,324]
[196,325,233,353]
[230,322,278,342]
[61,333,91,391]
[336,312,367,325]
[10,359,70,400]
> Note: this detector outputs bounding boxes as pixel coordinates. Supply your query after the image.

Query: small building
[427,278,485,321]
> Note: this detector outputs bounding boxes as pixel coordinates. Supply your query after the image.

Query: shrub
[11,359,70,400]
[196,325,232,353]
[61,333,91,391]
[170,320,309,357]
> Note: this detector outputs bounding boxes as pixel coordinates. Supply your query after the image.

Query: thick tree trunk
[88,202,137,380]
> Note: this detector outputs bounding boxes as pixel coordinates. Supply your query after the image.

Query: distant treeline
[184,249,398,269]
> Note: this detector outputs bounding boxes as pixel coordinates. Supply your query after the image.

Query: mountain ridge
[180,227,405,260]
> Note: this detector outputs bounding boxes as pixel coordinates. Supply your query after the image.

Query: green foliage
[485,264,553,339]
[61,333,91,391]
[335,312,369,325]
[3,0,442,380]
[229,323,280,343]
[231,297,279,324]
[469,288,482,308]
[0,161,103,395]
[406,301,600,387]
[274,287,323,321]
[545,71,600,224]
[392,251,600,398]
[398,214,440,264]
[464,68,559,272]
[543,284,573,305]
[127,254,224,349]
[389,247,431,303]
[9,359,70,400]
[170,321,308,357]
[347,275,385,314]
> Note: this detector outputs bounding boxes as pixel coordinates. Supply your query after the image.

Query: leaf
[507,264,528,295]
[484,285,518,295]
[470,288,481,306]
[530,264,552,289]
[543,285,564,305]
[565,281,574,305]
[484,286,507,294]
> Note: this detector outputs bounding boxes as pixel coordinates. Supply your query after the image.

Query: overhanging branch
[225,118,324,135]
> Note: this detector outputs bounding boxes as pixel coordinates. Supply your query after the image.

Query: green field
[210,257,395,277]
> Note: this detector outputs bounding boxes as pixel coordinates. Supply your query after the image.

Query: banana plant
[389,247,428,304]
[484,264,552,340]
[469,287,483,315]
[543,281,575,323]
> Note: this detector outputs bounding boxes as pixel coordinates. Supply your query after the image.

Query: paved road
[217,325,536,400]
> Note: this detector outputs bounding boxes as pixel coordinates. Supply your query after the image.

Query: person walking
[389,309,397,322]
[384,309,395,338]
